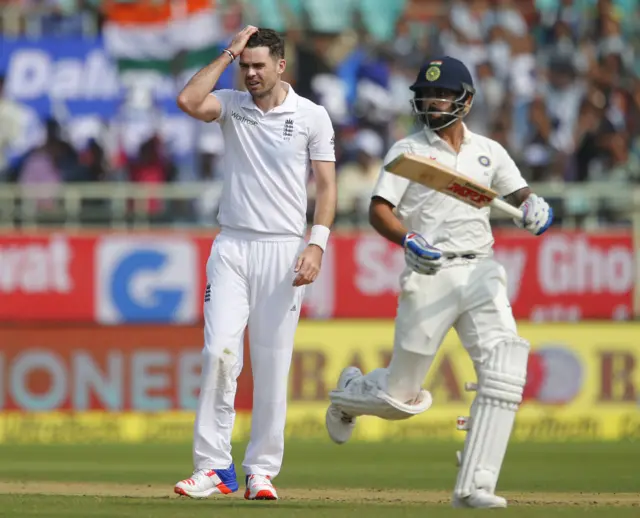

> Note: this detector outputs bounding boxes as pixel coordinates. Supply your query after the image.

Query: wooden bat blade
[384,153,462,191]
[385,153,497,209]
[385,153,524,219]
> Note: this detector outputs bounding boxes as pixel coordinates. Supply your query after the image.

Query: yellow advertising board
[1,322,639,443]
[286,321,640,442]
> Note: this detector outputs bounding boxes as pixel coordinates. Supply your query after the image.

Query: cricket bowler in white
[174,27,336,500]
[325,56,553,508]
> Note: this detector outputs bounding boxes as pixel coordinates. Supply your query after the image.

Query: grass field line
[1,481,639,507]
[0,461,178,472]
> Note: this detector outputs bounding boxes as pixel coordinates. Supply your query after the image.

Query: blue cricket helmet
[409,56,476,131]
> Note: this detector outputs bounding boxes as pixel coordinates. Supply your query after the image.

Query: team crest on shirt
[283,119,294,141]
[478,155,491,167]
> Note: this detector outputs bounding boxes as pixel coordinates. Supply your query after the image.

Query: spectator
[538,19,578,68]
[572,89,613,182]
[539,56,585,155]
[596,131,639,183]
[336,128,384,222]
[128,135,176,215]
[520,96,561,182]
[486,0,529,38]
[537,0,584,43]
[2,0,638,227]
[71,137,107,182]
[485,25,513,84]
[466,61,505,135]
[12,118,77,210]
[448,0,491,46]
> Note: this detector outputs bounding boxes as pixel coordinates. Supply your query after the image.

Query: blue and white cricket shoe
[174,463,239,498]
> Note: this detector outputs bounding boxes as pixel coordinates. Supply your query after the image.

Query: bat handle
[490,198,524,220]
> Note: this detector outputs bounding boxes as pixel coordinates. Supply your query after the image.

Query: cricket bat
[384,153,524,220]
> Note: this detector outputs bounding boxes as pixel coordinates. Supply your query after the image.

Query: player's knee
[473,329,524,360]
[476,337,530,406]
[457,337,530,431]
[201,348,242,391]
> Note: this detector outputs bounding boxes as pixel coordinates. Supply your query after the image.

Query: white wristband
[308,225,330,252]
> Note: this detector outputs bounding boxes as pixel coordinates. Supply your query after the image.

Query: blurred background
[0,0,639,228]
[0,0,639,446]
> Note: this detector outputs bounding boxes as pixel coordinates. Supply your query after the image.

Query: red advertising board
[493,231,635,321]
[314,230,635,321]
[0,233,94,321]
[310,231,635,321]
[0,230,635,322]
[0,326,253,412]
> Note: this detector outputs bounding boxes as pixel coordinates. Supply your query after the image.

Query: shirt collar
[240,82,298,114]
[423,123,472,146]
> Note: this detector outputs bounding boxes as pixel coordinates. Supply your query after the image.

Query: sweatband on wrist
[309,225,330,251]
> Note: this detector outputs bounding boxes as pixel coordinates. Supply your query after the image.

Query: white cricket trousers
[386,257,519,403]
[193,229,305,478]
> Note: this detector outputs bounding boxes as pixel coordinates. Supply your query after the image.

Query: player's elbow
[177,92,198,116]
[369,197,402,241]
[177,93,219,122]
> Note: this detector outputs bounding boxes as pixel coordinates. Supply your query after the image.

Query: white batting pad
[453,338,530,498]
[329,368,433,420]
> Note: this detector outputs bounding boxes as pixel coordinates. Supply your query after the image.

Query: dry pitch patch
[0,481,638,507]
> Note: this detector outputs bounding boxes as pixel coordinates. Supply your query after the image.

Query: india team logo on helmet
[426,66,441,82]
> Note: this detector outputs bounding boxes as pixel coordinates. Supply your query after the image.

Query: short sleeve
[308,106,336,162]
[490,141,528,197]
[210,89,236,124]
[371,142,412,207]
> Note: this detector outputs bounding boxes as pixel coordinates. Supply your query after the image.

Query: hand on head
[227,25,260,57]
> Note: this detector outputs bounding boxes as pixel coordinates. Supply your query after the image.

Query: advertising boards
[0,234,94,321]
[0,37,234,161]
[0,230,635,322]
[1,322,639,443]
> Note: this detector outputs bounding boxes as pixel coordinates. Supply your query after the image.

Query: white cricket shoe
[452,489,507,508]
[244,474,278,500]
[174,464,239,498]
[325,366,363,445]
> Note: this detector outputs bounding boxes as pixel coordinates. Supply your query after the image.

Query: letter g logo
[111,250,183,322]
[97,238,198,324]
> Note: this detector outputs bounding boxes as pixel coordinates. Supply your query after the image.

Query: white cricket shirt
[372,124,528,255]
[211,85,335,237]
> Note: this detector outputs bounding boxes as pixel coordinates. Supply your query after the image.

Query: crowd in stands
[0,0,638,226]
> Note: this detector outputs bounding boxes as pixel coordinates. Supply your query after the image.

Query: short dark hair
[246,28,285,60]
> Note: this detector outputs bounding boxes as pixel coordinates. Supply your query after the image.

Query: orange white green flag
[102,0,222,80]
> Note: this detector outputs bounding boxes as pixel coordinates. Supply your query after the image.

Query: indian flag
[103,0,222,84]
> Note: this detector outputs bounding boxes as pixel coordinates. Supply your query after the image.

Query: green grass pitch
[0,440,638,517]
